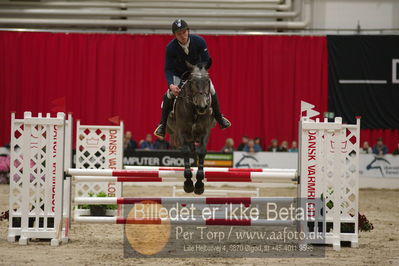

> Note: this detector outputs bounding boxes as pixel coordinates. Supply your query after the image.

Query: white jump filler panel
[8,112,67,246]
[74,120,124,218]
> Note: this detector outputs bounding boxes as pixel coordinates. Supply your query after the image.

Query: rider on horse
[154,19,231,138]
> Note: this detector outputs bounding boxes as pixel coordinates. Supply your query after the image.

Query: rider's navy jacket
[164,34,212,87]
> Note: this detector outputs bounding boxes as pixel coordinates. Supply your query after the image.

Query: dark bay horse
[166,63,216,195]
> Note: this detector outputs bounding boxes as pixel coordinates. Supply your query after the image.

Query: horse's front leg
[182,143,194,193]
[194,144,206,195]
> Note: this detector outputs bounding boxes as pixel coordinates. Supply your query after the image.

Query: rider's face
[175,29,189,45]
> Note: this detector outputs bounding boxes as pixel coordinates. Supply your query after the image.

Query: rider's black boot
[211,93,231,129]
[154,93,173,138]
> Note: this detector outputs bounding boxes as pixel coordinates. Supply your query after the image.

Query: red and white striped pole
[74,216,294,226]
[74,196,294,205]
[69,169,297,183]
[124,166,296,173]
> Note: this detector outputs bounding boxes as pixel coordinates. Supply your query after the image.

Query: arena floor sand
[0,184,398,265]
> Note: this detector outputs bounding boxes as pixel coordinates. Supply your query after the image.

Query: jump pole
[73,175,294,183]
[74,196,295,205]
[69,169,297,183]
[124,166,297,173]
[74,216,294,226]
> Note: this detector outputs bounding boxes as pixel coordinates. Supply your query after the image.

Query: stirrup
[154,124,166,138]
[219,116,231,129]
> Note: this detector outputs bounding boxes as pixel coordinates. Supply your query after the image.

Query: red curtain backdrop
[361,130,399,153]
[1,31,330,151]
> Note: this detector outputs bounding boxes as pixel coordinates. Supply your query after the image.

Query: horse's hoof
[184,179,194,193]
[194,181,204,195]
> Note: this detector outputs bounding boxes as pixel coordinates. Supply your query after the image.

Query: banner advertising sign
[233,151,399,180]
[123,151,233,167]
[359,154,399,178]
[124,150,195,167]
[233,152,298,169]
[204,152,233,167]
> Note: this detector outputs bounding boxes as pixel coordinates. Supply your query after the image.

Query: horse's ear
[196,60,211,71]
[205,58,212,70]
[196,62,206,70]
[185,61,195,71]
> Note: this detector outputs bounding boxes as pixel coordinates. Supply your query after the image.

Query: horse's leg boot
[183,167,194,193]
[154,93,173,138]
[211,93,231,129]
[194,167,205,195]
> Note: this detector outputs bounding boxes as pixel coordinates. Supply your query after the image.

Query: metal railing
[0,0,310,32]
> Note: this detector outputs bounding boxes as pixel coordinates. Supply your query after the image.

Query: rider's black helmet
[172,19,189,34]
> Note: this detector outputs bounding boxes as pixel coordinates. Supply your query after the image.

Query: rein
[176,80,193,105]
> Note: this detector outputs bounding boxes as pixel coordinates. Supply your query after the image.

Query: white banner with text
[233,152,399,180]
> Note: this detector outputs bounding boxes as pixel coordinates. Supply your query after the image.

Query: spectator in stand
[360,141,372,154]
[372,137,388,155]
[254,137,263,151]
[289,140,298,152]
[221,138,235,153]
[153,136,170,150]
[123,131,137,156]
[0,144,10,157]
[392,143,399,155]
[0,144,10,184]
[244,139,261,153]
[267,139,279,152]
[237,136,249,151]
[140,133,154,150]
[279,140,289,152]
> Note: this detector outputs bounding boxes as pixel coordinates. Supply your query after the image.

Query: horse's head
[186,62,211,115]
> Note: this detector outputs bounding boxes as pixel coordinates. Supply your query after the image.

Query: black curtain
[328,35,399,129]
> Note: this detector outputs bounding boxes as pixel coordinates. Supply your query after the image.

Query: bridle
[177,73,212,113]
